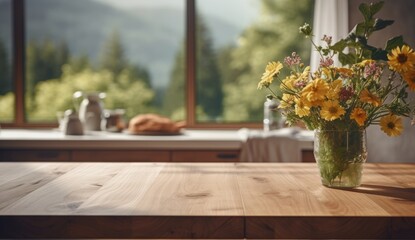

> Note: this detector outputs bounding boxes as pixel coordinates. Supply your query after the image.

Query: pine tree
[222,0,314,122]
[99,30,151,88]
[99,30,127,77]
[0,39,10,95]
[25,40,70,109]
[163,43,185,118]
[164,16,223,121]
[196,17,223,120]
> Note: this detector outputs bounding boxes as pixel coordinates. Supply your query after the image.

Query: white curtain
[310,0,349,71]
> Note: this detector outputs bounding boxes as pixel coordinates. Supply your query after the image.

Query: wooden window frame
[3,0,261,129]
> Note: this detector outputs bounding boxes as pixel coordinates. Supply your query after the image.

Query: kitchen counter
[0,129,314,162]
[0,128,314,150]
[1,162,414,239]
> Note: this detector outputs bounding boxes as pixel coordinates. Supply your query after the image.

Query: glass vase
[314,129,367,188]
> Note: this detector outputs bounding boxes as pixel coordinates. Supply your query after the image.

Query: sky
[94,0,259,29]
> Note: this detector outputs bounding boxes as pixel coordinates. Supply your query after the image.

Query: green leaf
[338,52,355,66]
[359,3,371,21]
[349,23,366,37]
[361,48,373,60]
[330,39,347,52]
[356,36,368,46]
[369,1,384,16]
[373,19,394,31]
[363,43,377,52]
[372,49,388,61]
[322,49,330,56]
[385,35,404,51]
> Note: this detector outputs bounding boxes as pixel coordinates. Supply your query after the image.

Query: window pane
[25,0,185,123]
[0,0,14,123]
[196,0,314,123]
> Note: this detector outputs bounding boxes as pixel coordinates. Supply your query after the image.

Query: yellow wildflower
[320,100,345,121]
[258,61,283,89]
[357,59,375,67]
[278,94,295,109]
[350,108,367,126]
[281,67,310,90]
[309,99,324,107]
[258,73,272,89]
[360,89,381,107]
[387,45,415,73]
[321,67,333,80]
[299,66,311,81]
[301,78,329,102]
[265,61,283,74]
[380,115,403,137]
[280,75,296,91]
[326,79,342,100]
[294,97,311,117]
[403,70,415,91]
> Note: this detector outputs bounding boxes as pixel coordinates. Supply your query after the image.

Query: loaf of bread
[128,114,185,134]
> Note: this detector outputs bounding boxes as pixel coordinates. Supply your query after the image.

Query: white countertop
[0,128,314,150]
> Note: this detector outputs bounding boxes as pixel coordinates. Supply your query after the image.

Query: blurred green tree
[68,54,91,73]
[221,0,314,122]
[99,30,127,77]
[99,30,152,88]
[25,40,69,111]
[196,17,223,121]
[164,16,223,121]
[163,42,185,120]
[0,39,11,95]
[26,32,155,122]
[0,92,14,122]
[31,65,154,121]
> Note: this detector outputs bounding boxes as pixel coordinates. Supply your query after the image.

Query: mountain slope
[0,0,239,88]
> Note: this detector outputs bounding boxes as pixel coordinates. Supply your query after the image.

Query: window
[0,0,14,123]
[24,0,185,123]
[195,0,314,124]
[2,0,313,128]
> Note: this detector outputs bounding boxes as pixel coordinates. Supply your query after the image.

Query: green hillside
[0,0,239,88]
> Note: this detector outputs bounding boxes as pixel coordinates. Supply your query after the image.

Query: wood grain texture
[0,162,414,239]
[0,162,77,211]
[238,163,415,239]
[236,163,389,216]
[1,163,123,214]
[132,163,244,216]
[0,162,46,183]
[77,162,164,215]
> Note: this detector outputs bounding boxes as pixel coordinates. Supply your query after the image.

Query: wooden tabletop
[0,162,414,239]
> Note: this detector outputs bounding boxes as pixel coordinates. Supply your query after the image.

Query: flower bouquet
[258,1,415,187]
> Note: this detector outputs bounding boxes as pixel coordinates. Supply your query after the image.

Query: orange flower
[350,108,367,126]
[360,89,381,107]
[336,67,354,77]
[403,70,415,91]
[320,101,345,121]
